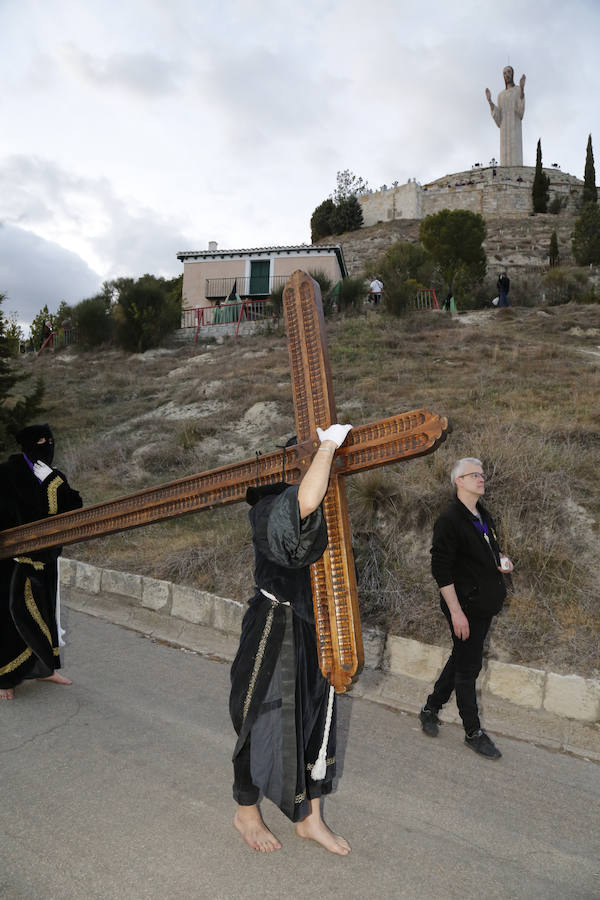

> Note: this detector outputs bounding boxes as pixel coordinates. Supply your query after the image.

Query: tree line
[27,274,183,354]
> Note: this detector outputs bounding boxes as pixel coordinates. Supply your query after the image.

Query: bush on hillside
[419,209,487,305]
[73,295,114,347]
[335,276,366,314]
[541,267,589,305]
[113,275,182,353]
[366,241,433,315]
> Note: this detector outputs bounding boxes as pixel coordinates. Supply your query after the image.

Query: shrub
[542,267,588,305]
[73,295,114,347]
[367,241,433,317]
[336,276,366,314]
[113,276,181,353]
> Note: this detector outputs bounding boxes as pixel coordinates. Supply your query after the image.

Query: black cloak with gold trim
[0,453,82,688]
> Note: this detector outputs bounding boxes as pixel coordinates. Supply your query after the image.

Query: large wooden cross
[0,271,449,692]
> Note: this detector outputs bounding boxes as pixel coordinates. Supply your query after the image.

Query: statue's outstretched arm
[486,88,501,126]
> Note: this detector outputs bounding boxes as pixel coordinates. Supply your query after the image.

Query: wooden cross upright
[0,271,449,693]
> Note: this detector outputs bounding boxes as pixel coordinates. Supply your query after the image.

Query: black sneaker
[419,706,441,737]
[465,729,502,759]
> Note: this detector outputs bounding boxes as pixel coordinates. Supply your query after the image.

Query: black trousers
[426,602,492,734]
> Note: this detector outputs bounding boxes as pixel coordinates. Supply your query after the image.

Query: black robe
[229,485,336,822]
[0,454,82,688]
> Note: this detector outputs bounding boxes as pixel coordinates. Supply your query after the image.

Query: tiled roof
[176,244,342,259]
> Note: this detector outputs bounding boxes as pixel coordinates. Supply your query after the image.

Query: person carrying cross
[230,423,352,855]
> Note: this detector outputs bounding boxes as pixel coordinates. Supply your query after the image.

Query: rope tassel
[311,684,335,781]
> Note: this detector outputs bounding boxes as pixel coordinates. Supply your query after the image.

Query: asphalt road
[1,610,598,900]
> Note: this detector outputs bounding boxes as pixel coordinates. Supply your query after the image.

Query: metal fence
[35,328,78,355]
[413,289,439,310]
[205,275,289,299]
[181,299,276,340]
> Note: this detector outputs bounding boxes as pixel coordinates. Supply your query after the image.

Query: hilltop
[319,211,581,284]
[14,302,600,677]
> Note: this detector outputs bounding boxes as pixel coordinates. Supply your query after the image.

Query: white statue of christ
[485,66,526,166]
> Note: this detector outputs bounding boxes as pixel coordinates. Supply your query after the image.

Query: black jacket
[431,497,506,618]
[497,274,510,295]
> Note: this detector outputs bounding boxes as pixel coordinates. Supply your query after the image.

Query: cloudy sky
[1,0,598,327]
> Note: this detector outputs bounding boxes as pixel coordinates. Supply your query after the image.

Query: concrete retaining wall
[60,559,599,725]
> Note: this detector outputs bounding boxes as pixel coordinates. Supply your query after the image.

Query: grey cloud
[0,223,102,325]
[0,156,196,323]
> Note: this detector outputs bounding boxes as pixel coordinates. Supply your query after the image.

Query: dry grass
[18,303,600,676]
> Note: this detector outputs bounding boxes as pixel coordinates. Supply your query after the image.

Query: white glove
[316,424,352,448]
[33,461,53,482]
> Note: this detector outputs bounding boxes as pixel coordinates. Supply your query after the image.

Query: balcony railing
[205,275,289,299]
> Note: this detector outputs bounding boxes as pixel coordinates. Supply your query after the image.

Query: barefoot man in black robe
[230,423,352,855]
[0,424,82,700]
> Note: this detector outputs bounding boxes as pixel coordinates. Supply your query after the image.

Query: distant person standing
[369,276,383,305]
[418,457,513,758]
[40,320,53,350]
[496,272,510,308]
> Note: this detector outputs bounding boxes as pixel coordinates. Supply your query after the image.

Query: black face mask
[15,424,55,466]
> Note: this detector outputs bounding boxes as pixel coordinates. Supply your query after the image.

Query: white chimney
[208,241,218,251]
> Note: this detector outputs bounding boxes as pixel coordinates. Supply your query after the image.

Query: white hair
[450,457,483,487]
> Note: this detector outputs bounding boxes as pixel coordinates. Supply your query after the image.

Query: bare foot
[233,805,282,852]
[36,672,72,685]
[0,688,15,700]
[296,798,350,856]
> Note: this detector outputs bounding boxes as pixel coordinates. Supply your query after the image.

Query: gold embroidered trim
[306,756,336,771]
[25,578,53,646]
[47,475,63,515]
[14,557,45,570]
[242,605,274,723]
[53,647,60,656]
[295,791,307,804]
[0,646,33,675]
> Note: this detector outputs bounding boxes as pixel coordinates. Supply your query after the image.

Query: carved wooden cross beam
[0,271,449,692]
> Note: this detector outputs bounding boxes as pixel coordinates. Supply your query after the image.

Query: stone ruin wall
[359,166,584,226]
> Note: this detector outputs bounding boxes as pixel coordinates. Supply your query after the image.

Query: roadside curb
[60,559,600,762]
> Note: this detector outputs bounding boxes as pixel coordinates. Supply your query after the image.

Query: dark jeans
[426,603,492,734]
[498,290,509,307]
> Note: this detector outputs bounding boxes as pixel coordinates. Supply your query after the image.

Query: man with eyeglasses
[419,457,513,758]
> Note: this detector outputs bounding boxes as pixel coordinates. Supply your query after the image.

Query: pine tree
[532,139,550,213]
[549,230,559,267]
[582,134,597,206]
[0,293,44,452]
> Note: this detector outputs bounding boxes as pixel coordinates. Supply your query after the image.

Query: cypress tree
[532,139,550,213]
[548,230,559,267]
[572,203,600,265]
[582,134,597,206]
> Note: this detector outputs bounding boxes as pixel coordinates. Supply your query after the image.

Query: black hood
[245,482,290,507]
[15,423,55,465]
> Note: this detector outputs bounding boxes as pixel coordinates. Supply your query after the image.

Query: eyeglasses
[458,472,487,481]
